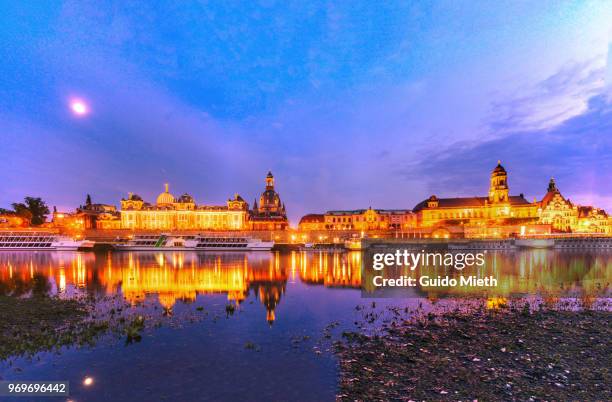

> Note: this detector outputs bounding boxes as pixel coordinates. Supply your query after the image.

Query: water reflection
[0,250,610,322]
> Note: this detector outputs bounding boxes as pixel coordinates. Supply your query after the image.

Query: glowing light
[83,376,94,386]
[70,99,89,116]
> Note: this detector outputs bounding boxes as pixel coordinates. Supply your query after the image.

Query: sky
[1,1,611,224]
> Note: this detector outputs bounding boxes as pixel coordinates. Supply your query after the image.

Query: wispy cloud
[489,57,608,133]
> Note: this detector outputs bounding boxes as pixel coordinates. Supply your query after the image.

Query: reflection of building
[250,172,289,230]
[120,184,249,230]
[299,208,413,231]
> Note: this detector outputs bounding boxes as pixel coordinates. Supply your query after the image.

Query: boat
[344,238,365,250]
[0,231,94,251]
[115,234,274,251]
[514,238,555,249]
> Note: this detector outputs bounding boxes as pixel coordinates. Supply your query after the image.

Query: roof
[413,195,531,212]
[578,206,608,218]
[325,209,411,216]
[299,214,325,224]
[492,161,506,174]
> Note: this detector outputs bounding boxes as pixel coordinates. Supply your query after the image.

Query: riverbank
[0,295,110,360]
[336,302,611,401]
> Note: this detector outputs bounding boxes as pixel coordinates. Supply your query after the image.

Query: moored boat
[0,231,94,251]
[115,234,274,251]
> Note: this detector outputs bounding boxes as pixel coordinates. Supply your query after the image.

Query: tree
[12,197,50,226]
[11,203,33,224]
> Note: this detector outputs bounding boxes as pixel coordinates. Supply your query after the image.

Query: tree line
[0,197,50,225]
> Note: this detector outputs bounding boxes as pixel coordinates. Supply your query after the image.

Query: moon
[70,99,89,116]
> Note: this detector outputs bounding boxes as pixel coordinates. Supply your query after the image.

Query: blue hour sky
[1,1,611,224]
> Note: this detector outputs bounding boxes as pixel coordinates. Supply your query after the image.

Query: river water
[0,250,610,401]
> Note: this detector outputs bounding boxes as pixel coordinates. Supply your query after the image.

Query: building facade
[539,179,610,233]
[120,184,249,231]
[321,208,413,231]
[413,162,540,236]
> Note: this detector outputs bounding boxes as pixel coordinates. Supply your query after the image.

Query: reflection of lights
[83,377,94,386]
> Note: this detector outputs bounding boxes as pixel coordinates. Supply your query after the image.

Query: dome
[261,189,280,205]
[156,183,175,205]
[177,193,195,203]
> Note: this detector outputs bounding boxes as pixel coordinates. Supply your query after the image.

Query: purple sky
[1,1,611,224]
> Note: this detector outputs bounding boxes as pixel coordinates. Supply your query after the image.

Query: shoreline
[336,301,611,401]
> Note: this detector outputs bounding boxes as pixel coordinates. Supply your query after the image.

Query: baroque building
[298,208,414,231]
[413,162,539,234]
[250,172,289,230]
[539,178,610,233]
[120,184,249,230]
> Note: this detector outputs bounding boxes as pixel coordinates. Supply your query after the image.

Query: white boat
[0,231,94,251]
[115,234,274,251]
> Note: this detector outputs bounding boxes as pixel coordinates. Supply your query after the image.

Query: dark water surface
[0,250,610,401]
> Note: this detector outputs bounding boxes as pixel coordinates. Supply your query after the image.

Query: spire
[164,183,169,193]
[85,194,92,206]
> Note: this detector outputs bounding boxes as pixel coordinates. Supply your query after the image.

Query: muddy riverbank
[336,302,611,401]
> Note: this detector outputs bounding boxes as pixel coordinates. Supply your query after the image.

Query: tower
[489,161,509,203]
[265,171,274,190]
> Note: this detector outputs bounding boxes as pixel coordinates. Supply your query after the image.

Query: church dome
[261,189,280,205]
[156,183,175,205]
[177,193,195,203]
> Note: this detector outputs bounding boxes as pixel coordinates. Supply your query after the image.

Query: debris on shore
[336,301,611,401]
[0,295,108,360]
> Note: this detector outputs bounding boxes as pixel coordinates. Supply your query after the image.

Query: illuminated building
[539,178,610,233]
[322,208,414,231]
[413,162,542,237]
[413,162,611,236]
[298,214,326,231]
[0,213,27,228]
[249,172,289,230]
[414,162,539,231]
[120,184,249,230]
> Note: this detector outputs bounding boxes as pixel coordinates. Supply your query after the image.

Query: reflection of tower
[489,161,509,203]
[254,282,285,325]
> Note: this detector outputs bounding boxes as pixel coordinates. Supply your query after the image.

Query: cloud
[488,57,608,133]
[399,92,612,210]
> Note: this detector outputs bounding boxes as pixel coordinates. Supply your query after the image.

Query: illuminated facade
[413,162,611,236]
[250,172,289,230]
[321,208,414,231]
[413,162,539,233]
[120,184,249,230]
[539,179,610,233]
[0,214,27,228]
